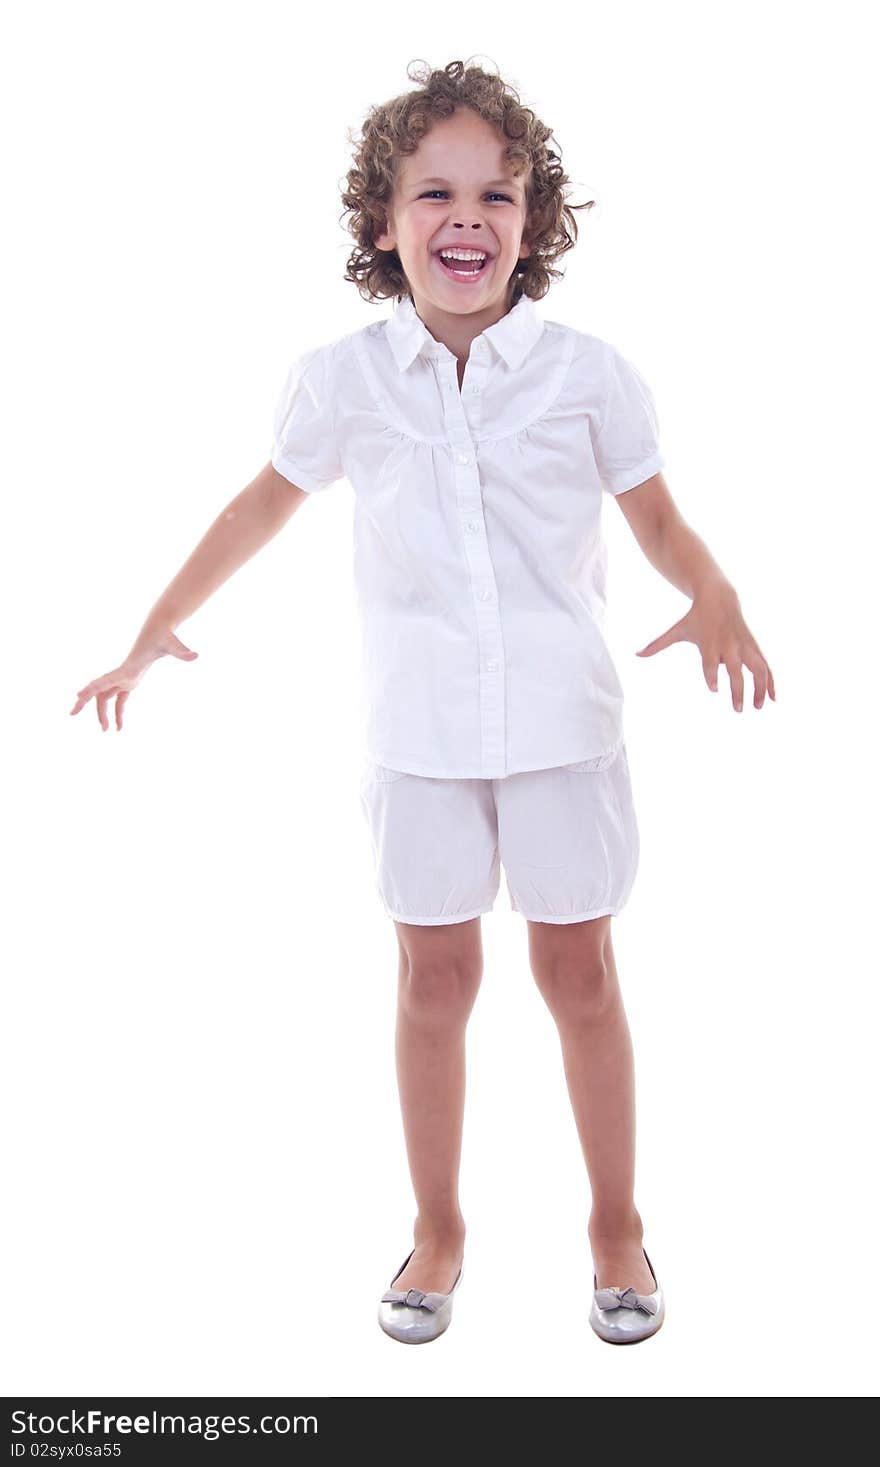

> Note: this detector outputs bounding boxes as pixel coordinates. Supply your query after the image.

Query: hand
[69,629,199,731]
[635,583,776,711]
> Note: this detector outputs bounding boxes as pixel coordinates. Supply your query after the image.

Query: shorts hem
[384,904,494,926]
[511,904,621,923]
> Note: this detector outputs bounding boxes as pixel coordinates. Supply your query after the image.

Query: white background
[4,0,877,1400]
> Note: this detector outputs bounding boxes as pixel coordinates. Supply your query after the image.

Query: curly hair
[339,58,595,308]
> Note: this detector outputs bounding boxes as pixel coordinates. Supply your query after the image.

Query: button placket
[439,357,506,776]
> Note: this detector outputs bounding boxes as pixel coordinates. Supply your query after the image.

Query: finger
[702,655,720,692]
[172,641,198,660]
[637,624,684,656]
[72,678,112,715]
[752,662,768,709]
[741,648,769,709]
[71,683,98,715]
[637,615,694,656]
[726,656,745,712]
[115,691,129,730]
[96,691,112,732]
[750,640,776,702]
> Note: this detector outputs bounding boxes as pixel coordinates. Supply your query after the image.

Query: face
[374,107,531,335]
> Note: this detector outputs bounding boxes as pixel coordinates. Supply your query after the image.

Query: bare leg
[527,915,656,1293]
[384,916,483,1294]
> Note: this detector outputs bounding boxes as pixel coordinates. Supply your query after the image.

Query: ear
[374,201,396,254]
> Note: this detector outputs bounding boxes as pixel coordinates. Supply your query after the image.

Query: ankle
[413,1212,466,1252]
[588,1206,644,1244]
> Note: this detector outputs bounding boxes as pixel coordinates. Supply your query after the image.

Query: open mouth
[433,251,493,284]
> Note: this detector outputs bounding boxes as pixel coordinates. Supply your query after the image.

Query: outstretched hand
[69,629,199,731]
[635,584,775,711]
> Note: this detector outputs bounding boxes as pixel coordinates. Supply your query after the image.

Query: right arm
[71,463,309,730]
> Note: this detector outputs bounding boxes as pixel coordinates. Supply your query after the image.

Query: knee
[531,954,616,1025]
[398,955,483,1028]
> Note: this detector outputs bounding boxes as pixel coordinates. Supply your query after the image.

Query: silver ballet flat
[589,1246,665,1344]
[378,1248,464,1344]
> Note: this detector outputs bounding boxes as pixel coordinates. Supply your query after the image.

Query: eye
[418,190,514,203]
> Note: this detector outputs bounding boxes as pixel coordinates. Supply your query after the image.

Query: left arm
[612,473,776,712]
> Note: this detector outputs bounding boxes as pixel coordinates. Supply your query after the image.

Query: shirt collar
[385,291,544,373]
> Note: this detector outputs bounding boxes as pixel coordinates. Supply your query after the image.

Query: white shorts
[359,742,640,926]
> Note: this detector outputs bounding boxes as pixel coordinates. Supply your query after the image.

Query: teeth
[439,249,487,262]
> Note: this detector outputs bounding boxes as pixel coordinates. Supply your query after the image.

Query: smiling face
[375,107,532,335]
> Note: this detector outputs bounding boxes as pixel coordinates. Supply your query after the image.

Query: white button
[456,453,470,465]
[470,385,481,394]
[486,660,498,672]
[466,521,480,533]
[478,589,493,601]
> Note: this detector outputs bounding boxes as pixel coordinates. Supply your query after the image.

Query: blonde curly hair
[339,58,595,307]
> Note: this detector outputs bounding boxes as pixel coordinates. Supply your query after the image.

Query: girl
[71,59,775,1347]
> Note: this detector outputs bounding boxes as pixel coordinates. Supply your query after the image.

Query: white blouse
[271,292,665,779]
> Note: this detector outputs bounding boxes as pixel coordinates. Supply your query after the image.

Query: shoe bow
[593,1284,659,1316]
[380,1287,448,1312]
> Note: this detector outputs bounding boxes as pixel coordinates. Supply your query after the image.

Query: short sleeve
[271,342,345,493]
[594,344,665,496]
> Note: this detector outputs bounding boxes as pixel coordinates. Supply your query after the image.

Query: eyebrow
[409,176,521,191]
